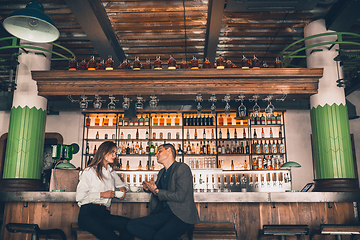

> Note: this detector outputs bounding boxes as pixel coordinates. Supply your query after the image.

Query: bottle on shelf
[221,141,226,154]
[279,129,282,138]
[256,115,261,125]
[261,114,265,125]
[95,115,100,126]
[211,129,215,139]
[253,129,257,138]
[203,129,206,139]
[134,142,140,154]
[145,115,150,126]
[78,59,87,70]
[95,131,99,139]
[126,160,130,170]
[134,117,139,126]
[243,129,246,139]
[272,140,277,153]
[151,161,155,170]
[145,129,149,139]
[261,128,265,138]
[277,113,282,124]
[153,115,158,126]
[175,115,180,126]
[264,140,269,154]
[269,128,273,138]
[139,142,144,154]
[280,140,285,153]
[105,55,114,70]
[234,129,237,139]
[276,140,280,153]
[150,143,155,154]
[194,129,197,139]
[138,160,142,170]
[85,143,89,154]
[118,158,122,170]
[136,129,139,139]
[159,115,165,126]
[241,55,250,69]
[219,129,222,139]
[102,116,108,126]
[166,115,171,126]
[231,160,234,170]
[85,116,91,126]
[219,114,224,126]
[227,115,232,125]
[245,141,250,154]
[146,142,150,154]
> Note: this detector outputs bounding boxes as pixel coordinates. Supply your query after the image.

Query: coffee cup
[130,186,139,192]
[115,191,124,198]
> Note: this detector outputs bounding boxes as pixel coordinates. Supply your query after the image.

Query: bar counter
[0,191,360,203]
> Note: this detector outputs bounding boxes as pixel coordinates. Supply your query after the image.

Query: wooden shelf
[32,68,322,100]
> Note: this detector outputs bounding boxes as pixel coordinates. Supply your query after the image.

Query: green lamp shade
[3,1,59,43]
[56,162,77,170]
[280,161,301,169]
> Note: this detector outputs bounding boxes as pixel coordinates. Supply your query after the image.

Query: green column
[310,103,355,179]
[3,106,47,179]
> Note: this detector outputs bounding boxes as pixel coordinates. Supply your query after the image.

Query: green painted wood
[310,103,355,179]
[3,106,47,179]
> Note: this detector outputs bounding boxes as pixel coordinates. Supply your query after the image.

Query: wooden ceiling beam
[64,0,125,66]
[204,0,226,63]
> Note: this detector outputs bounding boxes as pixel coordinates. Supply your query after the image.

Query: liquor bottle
[85,115,91,126]
[126,160,130,170]
[256,115,261,125]
[260,140,264,153]
[253,129,257,138]
[279,129,282,138]
[225,59,235,68]
[86,143,89,154]
[219,114,224,125]
[231,160,234,170]
[267,157,272,170]
[124,118,129,126]
[102,116,109,126]
[261,128,265,138]
[217,142,222,155]
[243,129,246,139]
[194,129,197,139]
[177,144,182,154]
[211,129,215,139]
[203,57,211,69]
[143,58,152,69]
[187,129,190,139]
[196,116,200,126]
[261,115,265,125]
[119,158,122,170]
[276,140,280,153]
[133,56,141,70]
[145,160,149,169]
[222,141,226,154]
[175,115,180,126]
[168,55,176,69]
[121,143,126,154]
[203,129,206,139]
[135,142,140,154]
[145,129,149,139]
[138,160,142,170]
[167,132,171,139]
[264,140,269,154]
[269,128,273,138]
[125,143,130,154]
[226,144,230,154]
[240,142,244,154]
[234,129,237,139]
[95,115,100,126]
[203,142,208,155]
[190,56,199,69]
[159,132,163,139]
[118,115,123,126]
[280,140,285,153]
[219,129,222,139]
[87,55,97,70]
[249,115,254,126]
[263,157,267,170]
[154,56,162,70]
[218,159,222,169]
[176,132,180,139]
[272,140,277,154]
[227,129,230,139]
[139,115,144,126]
[104,134,108,139]
[136,129,139,139]
[145,115,150,126]
[68,56,77,70]
[274,57,282,68]
[266,115,271,125]
[150,143,155,154]
[134,118,139,126]
[256,141,260,154]
[191,144,195,154]
[252,55,260,69]
[271,114,276,125]
[245,141,250,154]
[145,142,150,154]
[118,59,130,69]
[215,54,225,69]
[105,55,114,70]
[153,115,158,126]
[187,142,191,154]
[96,131,99,139]
[166,115,171,126]
[183,142,187,154]
[276,113,282,125]
[159,115,165,126]
[120,132,124,139]
[180,59,188,69]
[112,116,117,126]
[152,131,156,139]
[78,59,87,70]
[261,61,269,68]
[227,115,232,125]
[207,140,211,154]
[139,142,144,154]
[241,55,250,69]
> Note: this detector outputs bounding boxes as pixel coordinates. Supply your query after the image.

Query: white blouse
[76,165,127,207]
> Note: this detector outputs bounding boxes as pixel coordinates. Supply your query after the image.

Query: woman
[76,141,133,240]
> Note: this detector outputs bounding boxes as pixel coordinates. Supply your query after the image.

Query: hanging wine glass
[135,95,144,110]
[108,98,116,110]
[208,94,217,116]
[265,101,274,115]
[235,94,246,117]
[222,94,231,116]
[93,95,103,109]
[197,102,202,115]
[195,93,203,115]
[149,95,159,109]
[79,95,88,111]
[122,96,131,110]
[251,95,260,114]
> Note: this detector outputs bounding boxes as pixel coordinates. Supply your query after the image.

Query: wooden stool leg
[280,236,286,240]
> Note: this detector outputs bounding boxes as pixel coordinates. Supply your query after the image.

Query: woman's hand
[100,190,115,198]
[118,187,126,200]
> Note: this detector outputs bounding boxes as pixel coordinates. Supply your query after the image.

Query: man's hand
[143,180,158,194]
[100,190,115,198]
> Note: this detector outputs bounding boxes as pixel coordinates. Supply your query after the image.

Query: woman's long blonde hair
[87,141,118,181]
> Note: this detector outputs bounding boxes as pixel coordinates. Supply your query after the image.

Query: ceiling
[0,0,359,111]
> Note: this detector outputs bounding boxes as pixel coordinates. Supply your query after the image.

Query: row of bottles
[115,159,156,171]
[70,55,282,71]
[86,115,150,127]
[250,113,282,125]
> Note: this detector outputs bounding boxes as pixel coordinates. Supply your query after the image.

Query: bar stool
[6,222,66,240]
[258,225,309,240]
[310,224,360,240]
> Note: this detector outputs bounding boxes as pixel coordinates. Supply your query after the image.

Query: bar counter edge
[1,191,359,203]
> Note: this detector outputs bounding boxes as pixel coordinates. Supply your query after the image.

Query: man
[127,143,200,240]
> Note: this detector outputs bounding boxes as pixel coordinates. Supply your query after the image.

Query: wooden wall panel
[1,202,357,240]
